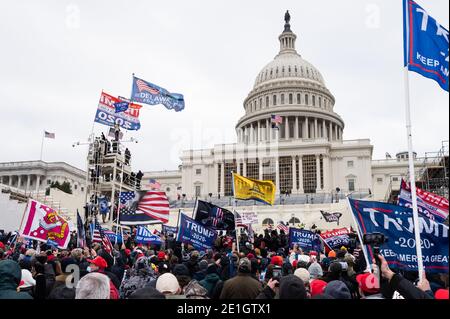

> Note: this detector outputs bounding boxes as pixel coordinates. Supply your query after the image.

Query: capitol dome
[236,11,344,145]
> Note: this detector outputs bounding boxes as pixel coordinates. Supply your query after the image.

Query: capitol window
[312,95,316,106]
[377,177,383,182]
[319,97,322,108]
[348,179,355,192]
[289,94,293,104]
[273,95,277,106]
[347,161,354,168]
[196,169,201,175]
[305,94,309,105]
[297,93,301,104]
[266,96,269,107]
[281,94,285,104]
[259,98,262,108]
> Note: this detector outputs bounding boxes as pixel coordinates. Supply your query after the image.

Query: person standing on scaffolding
[112,124,121,154]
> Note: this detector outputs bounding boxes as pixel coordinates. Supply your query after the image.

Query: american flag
[91,219,114,255]
[148,179,161,190]
[44,131,55,139]
[136,79,160,95]
[211,207,224,226]
[271,115,282,129]
[277,222,289,233]
[119,191,169,224]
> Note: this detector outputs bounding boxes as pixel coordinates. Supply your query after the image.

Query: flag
[320,210,343,224]
[44,131,55,139]
[148,179,161,190]
[277,222,289,234]
[131,76,185,112]
[319,228,350,251]
[232,173,276,205]
[94,91,142,131]
[162,225,178,236]
[119,191,170,225]
[348,198,449,273]
[193,200,235,231]
[398,179,448,223]
[176,213,217,251]
[19,199,70,249]
[76,210,86,248]
[271,115,283,129]
[114,101,129,113]
[92,219,114,255]
[136,226,162,245]
[288,228,319,251]
[403,0,449,92]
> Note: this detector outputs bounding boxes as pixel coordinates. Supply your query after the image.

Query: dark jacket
[219,273,263,299]
[0,260,33,299]
[388,274,434,299]
[256,285,276,299]
[199,273,222,298]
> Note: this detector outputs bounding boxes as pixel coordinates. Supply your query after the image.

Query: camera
[363,232,388,266]
[272,266,282,285]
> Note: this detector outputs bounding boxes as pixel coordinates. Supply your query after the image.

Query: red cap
[435,289,449,299]
[247,253,255,260]
[47,255,55,262]
[124,249,131,257]
[356,273,379,294]
[310,279,328,297]
[87,256,108,269]
[271,256,283,266]
[157,251,166,261]
[292,260,298,268]
[309,251,318,256]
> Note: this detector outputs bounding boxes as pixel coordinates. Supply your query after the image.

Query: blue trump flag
[162,225,178,236]
[135,226,162,245]
[288,227,321,252]
[349,198,449,273]
[176,213,216,251]
[114,101,129,113]
[131,76,185,112]
[404,0,449,92]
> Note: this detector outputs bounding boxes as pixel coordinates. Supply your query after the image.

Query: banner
[176,213,217,251]
[135,226,162,245]
[236,212,259,225]
[193,200,235,231]
[119,191,170,225]
[94,91,142,131]
[19,199,70,249]
[288,228,321,252]
[320,211,343,224]
[131,76,185,112]
[399,180,448,223]
[232,173,276,205]
[319,228,350,250]
[403,0,449,92]
[349,198,449,273]
[162,225,178,236]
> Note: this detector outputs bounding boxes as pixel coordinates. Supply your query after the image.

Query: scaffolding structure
[416,140,449,199]
[85,129,141,229]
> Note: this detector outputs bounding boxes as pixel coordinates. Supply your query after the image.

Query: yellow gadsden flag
[232,173,276,205]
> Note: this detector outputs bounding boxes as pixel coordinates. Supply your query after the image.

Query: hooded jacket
[0,260,33,299]
[199,273,222,297]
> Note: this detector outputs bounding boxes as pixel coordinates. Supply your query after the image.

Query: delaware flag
[131,75,185,112]
[403,0,449,92]
[232,173,276,205]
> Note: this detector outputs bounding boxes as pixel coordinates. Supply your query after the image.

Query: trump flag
[404,0,449,92]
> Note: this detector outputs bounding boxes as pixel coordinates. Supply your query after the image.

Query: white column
[316,155,321,192]
[9,175,12,186]
[243,159,247,177]
[305,117,309,139]
[334,125,338,141]
[314,118,318,139]
[266,119,270,141]
[259,159,263,180]
[298,156,304,193]
[292,156,297,193]
[26,175,30,193]
[329,122,333,141]
[322,119,326,139]
[220,162,225,196]
[214,162,219,193]
[285,117,289,139]
[323,155,330,192]
[257,120,261,142]
[17,175,22,190]
[275,157,280,193]
[295,117,299,139]
[340,128,343,140]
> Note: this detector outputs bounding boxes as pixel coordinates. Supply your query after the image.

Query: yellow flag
[232,173,276,205]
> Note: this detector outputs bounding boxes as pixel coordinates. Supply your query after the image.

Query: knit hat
[328,250,336,258]
[19,269,36,288]
[310,279,328,297]
[308,262,323,279]
[247,253,255,260]
[86,256,108,269]
[279,275,307,299]
[294,268,310,284]
[172,264,190,277]
[329,261,342,274]
[356,273,379,295]
[434,289,449,300]
[324,280,351,299]
[156,273,180,295]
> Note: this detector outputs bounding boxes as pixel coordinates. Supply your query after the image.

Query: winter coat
[183,279,209,299]
[256,285,276,299]
[48,273,75,299]
[219,273,263,299]
[199,273,222,298]
[119,257,156,299]
[0,260,33,299]
[388,274,434,299]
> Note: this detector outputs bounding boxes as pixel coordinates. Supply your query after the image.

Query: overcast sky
[0,0,448,172]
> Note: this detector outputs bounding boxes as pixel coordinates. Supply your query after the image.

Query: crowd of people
[0,228,448,300]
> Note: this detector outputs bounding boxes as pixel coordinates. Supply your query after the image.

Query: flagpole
[346,198,371,272]
[403,1,424,280]
[232,172,240,254]
[39,131,45,161]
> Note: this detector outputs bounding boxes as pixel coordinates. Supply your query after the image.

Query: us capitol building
[144,13,428,230]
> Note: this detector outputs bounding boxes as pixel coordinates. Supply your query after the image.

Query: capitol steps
[0,192,27,232]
